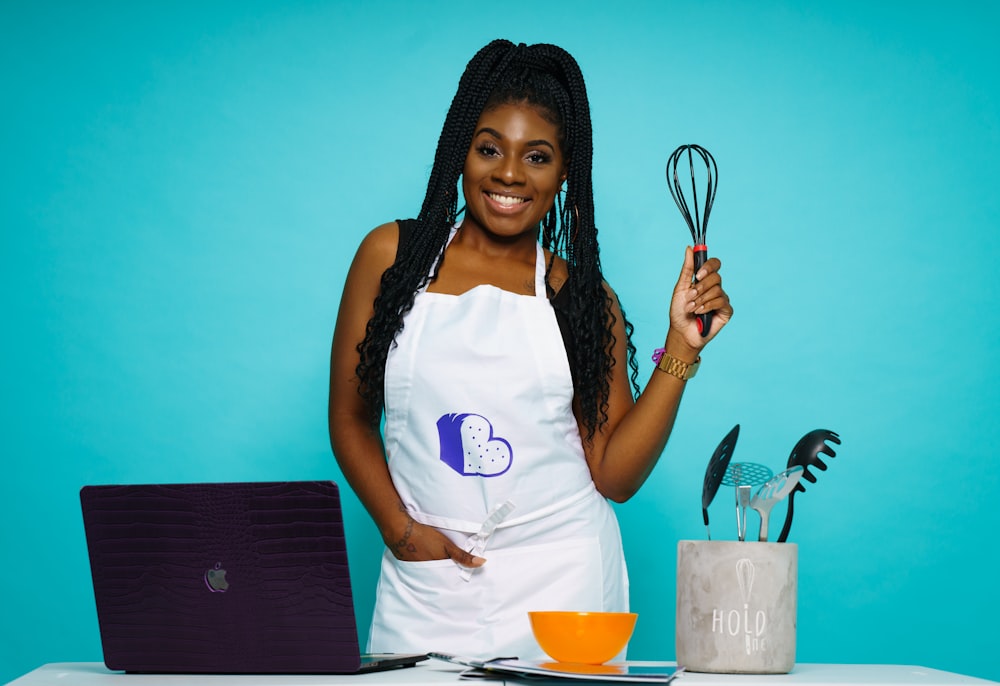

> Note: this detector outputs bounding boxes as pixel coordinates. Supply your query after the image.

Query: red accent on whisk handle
[693,245,712,337]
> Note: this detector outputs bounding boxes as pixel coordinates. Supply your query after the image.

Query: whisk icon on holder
[667,144,718,337]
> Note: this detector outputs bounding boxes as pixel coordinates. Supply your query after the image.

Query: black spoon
[701,424,739,539]
[775,429,841,543]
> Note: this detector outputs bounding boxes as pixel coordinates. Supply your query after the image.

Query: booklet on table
[427,653,683,683]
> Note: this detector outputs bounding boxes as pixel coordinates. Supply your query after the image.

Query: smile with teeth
[486,192,528,207]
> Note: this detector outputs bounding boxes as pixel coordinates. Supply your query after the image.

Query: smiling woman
[441,103,567,295]
[327,39,732,660]
[461,104,567,249]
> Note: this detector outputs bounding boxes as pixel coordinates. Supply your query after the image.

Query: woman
[328,39,732,658]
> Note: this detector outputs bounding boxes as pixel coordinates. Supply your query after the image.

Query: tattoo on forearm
[392,506,417,554]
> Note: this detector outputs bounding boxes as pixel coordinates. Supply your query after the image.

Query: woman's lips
[484,191,530,214]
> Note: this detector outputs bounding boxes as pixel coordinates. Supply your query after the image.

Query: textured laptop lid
[80,480,364,673]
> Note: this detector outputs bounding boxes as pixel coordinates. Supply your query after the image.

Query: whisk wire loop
[667,144,719,245]
[667,145,718,246]
[667,143,719,337]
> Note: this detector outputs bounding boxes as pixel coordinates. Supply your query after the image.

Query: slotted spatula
[701,424,740,539]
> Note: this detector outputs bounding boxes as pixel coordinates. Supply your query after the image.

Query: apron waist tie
[459,500,516,582]
[404,484,599,581]
[408,483,598,533]
[498,484,595,528]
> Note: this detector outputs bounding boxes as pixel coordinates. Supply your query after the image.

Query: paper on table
[427,653,682,683]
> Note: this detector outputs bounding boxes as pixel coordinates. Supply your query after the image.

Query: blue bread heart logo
[437,413,513,477]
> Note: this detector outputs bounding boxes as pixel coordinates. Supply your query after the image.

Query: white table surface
[6,662,997,686]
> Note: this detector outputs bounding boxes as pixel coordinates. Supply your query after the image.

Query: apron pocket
[479,536,605,659]
[369,551,477,654]
[370,536,613,659]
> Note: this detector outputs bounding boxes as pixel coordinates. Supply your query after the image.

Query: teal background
[2,1,998,683]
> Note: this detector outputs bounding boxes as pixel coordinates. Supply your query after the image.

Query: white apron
[369,229,628,659]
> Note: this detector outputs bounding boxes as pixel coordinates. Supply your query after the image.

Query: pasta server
[776,429,841,543]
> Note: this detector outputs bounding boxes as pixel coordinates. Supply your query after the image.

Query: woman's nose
[494,157,524,184]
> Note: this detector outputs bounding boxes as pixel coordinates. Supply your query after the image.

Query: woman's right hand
[330,223,482,569]
[385,514,486,569]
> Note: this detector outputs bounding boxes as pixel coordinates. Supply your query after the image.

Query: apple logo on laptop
[204,563,229,592]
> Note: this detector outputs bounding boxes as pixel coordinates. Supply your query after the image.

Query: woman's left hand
[582,245,733,501]
[669,246,733,349]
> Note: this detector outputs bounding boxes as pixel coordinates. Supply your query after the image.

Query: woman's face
[460,102,567,240]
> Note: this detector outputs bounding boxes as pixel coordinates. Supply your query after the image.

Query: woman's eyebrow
[525,139,556,151]
[475,126,503,139]
[474,127,556,152]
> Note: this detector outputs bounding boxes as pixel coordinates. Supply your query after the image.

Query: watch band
[652,348,700,381]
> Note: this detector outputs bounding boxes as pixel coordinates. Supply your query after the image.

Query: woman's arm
[328,223,483,566]
[581,246,733,502]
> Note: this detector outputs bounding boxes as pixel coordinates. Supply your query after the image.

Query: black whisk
[667,144,718,337]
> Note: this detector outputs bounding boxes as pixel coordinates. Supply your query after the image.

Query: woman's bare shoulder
[357,221,400,264]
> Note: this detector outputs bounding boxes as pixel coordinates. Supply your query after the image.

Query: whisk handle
[693,245,713,337]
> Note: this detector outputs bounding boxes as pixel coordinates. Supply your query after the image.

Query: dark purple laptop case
[80,480,366,673]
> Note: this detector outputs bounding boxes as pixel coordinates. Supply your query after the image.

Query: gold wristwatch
[652,348,700,381]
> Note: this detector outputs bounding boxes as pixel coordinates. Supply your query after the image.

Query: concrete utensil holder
[675,540,797,674]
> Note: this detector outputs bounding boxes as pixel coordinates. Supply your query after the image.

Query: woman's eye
[527,152,551,164]
[477,143,500,157]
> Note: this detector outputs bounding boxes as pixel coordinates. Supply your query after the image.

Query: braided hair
[355,39,640,440]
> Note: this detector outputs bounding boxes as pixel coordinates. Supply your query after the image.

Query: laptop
[80,480,426,674]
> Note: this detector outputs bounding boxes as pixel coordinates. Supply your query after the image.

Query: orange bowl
[528,611,638,664]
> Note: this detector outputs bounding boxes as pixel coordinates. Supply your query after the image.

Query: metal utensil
[736,485,752,542]
[701,424,740,539]
[775,429,842,543]
[749,466,805,542]
[721,462,773,541]
[666,144,718,337]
